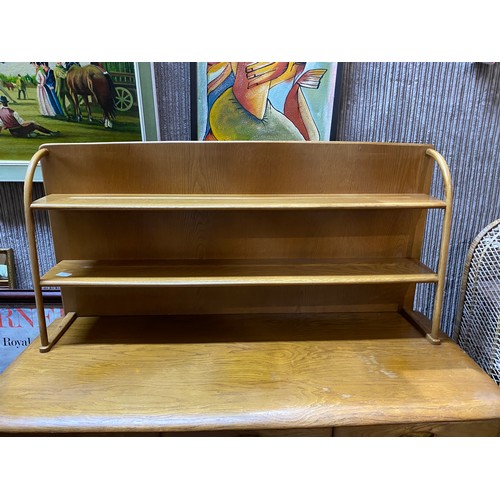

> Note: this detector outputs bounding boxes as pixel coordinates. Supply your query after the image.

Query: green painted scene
[0,62,143,161]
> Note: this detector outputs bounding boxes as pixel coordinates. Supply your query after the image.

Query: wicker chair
[454,218,500,384]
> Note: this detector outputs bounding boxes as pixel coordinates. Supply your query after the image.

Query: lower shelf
[2,311,500,433]
[48,310,426,345]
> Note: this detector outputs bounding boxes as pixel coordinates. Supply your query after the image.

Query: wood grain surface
[1,312,499,433]
[40,258,438,287]
[39,141,434,195]
[31,193,446,210]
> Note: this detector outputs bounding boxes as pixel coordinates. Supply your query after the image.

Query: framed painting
[191,62,342,141]
[0,62,159,181]
[0,249,15,289]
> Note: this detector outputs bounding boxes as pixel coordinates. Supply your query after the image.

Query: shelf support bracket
[425,148,453,344]
[24,148,50,351]
[39,312,77,353]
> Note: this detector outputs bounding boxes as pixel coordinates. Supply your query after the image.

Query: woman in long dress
[42,63,64,116]
[34,62,56,117]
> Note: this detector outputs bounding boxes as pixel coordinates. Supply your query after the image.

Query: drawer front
[333,419,500,437]
[160,428,333,437]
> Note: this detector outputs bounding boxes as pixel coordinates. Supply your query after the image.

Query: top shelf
[31,193,446,210]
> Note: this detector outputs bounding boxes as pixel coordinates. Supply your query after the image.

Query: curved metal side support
[23,148,50,351]
[425,148,453,344]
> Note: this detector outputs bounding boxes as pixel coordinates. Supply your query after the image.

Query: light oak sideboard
[0,141,498,436]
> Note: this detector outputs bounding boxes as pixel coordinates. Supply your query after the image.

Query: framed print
[0,62,159,181]
[0,249,15,289]
[192,62,342,141]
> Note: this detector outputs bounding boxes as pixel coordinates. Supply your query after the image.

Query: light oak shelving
[5,141,500,436]
[6,142,500,436]
[24,141,452,353]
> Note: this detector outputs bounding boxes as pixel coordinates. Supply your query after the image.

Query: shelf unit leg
[39,312,77,353]
[23,148,50,351]
[33,280,49,349]
[426,149,453,344]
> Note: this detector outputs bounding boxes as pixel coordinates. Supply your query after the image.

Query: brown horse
[66,63,116,128]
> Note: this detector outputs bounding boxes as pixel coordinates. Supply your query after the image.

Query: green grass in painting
[0,87,142,161]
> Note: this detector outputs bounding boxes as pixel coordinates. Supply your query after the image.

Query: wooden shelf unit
[24,141,453,352]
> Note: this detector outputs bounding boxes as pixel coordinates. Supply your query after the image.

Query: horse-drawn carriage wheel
[114,86,134,112]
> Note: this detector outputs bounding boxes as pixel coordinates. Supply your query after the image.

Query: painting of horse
[66,63,116,128]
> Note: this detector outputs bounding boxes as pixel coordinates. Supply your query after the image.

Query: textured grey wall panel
[336,62,500,335]
[153,62,191,140]
[0,182,55,289]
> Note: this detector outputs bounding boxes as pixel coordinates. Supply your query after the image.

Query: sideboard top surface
[1,313,499,433]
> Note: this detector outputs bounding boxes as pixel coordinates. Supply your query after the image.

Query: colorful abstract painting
[196,62,339,141]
